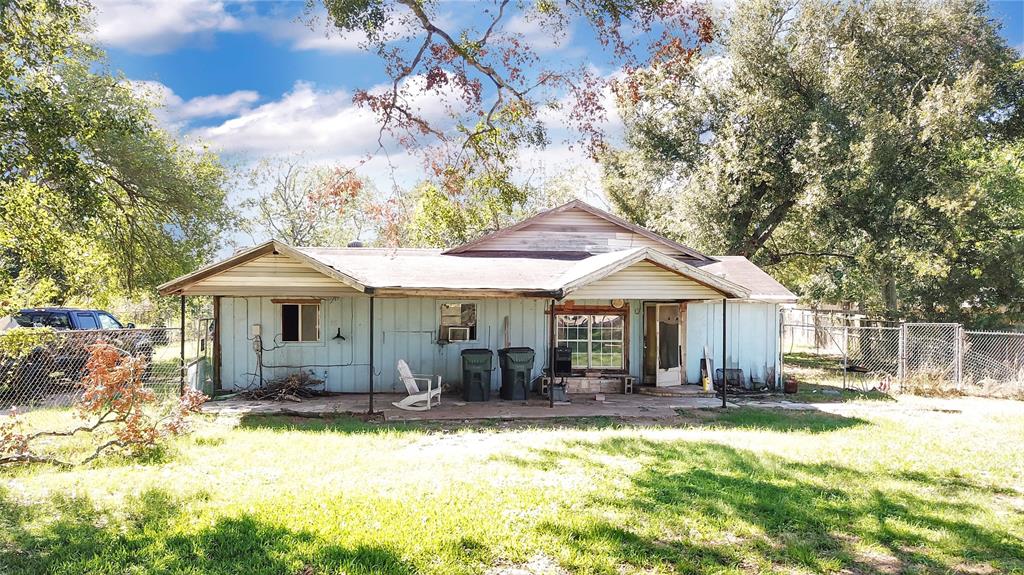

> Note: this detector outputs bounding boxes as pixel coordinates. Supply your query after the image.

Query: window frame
[437,301,479,343]
[280,302,321,343]
[555,312,626,371]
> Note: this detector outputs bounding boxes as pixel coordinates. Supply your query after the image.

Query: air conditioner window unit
[447,326,471,341]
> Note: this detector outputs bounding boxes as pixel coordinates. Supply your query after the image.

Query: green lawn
[783,352,895,403]
[1,404,1023,574]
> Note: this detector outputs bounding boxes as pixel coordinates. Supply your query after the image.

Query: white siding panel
[571,261,723,300]
[685,301,780,386]
[184,254,359,296]
[217,295,782,393]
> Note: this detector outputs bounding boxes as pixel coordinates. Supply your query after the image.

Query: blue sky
[89,0,1024,220]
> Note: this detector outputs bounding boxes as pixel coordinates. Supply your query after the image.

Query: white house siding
[685,301,781,385]
[218,296,372,392]
[220,296,560,393]
[217,296,777,392]
[570,261,724,300]
[185,254,360,297]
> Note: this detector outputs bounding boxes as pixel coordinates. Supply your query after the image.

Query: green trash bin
[498,347,535,400]
[460,348,493,402]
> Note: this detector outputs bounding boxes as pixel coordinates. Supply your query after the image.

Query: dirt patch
[486,553,569,575]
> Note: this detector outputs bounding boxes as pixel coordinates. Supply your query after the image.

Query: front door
[643,303,684,386]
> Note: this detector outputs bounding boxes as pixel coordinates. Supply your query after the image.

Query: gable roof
[443,200,712,261]
[556,248,748,298]
[156,241,369,296]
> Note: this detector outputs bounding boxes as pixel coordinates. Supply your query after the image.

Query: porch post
[721,298,727,408]
[549,298,556,408]
[179,294,186,397]
[368,296,375,415]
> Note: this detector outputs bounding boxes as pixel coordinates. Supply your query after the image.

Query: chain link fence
[0,327,194,411]
[783,314,1024,398]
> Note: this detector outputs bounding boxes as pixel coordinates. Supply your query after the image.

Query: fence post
[898,322,907,388]
[842,324,849,390]
[954,324,964,390]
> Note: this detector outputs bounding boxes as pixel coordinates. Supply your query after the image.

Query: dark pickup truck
[14,307,137,331]
[1,309,156,404]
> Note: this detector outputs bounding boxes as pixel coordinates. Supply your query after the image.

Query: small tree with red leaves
[0,342,207,466]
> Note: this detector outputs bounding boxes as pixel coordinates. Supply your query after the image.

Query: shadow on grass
[709,407,869,432]
[237,413,630,435]
[513,435,1023,574]
[0,487,415,575]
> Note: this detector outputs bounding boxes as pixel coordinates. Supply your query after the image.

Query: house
[158,200,797,395]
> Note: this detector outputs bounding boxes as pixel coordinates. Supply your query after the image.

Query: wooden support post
[368,296,375,415]
[549,298,556,408]
[721,298,727,409]
[212,295,221,391]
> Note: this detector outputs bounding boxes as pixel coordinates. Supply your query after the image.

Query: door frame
[642,301,686,386]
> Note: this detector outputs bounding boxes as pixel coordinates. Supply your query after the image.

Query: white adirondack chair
[392,359,443,411]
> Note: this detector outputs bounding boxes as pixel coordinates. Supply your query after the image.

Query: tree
[0,0,233,309]
[314,0,714,233]
[239,157,371,247]
[604,0,1024,324]
[0,342,207,466]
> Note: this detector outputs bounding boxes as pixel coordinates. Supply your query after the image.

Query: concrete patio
[202,390,735,422]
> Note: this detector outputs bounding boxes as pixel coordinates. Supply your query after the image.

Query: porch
[202,390,732,422]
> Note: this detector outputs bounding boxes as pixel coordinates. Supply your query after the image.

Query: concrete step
[637,385,714,398]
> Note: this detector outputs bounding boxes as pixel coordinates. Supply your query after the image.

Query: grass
[2,404,1023,574]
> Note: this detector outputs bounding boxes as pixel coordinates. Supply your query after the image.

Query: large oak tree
[604,0,1024,325]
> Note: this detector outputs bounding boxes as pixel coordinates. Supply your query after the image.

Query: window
[556,314,624,370]
[282,303,319,342]
[16,313,71,329]
[97,313,121,330]
[75,312,99,330]
[439,303,477,342]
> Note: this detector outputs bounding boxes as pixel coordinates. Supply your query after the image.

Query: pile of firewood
[240,372,328,402]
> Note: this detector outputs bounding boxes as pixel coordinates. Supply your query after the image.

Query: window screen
[282,303,319,342]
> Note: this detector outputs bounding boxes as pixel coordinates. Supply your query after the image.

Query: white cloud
[90,0,242,54]
[129,80,260,128]
[89,0,420,55]
[190,81,378,155]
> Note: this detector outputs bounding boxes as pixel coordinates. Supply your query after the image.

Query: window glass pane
[76,313,98,330]
[300,304,319,341]
[282,305,299,341]
[556,313,623,369]
[97,313,120,330]
[47,314,71,329]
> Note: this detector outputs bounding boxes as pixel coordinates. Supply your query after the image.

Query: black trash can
[554,345,573,376]
[461,348,493,402]
[498,347,535,400]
